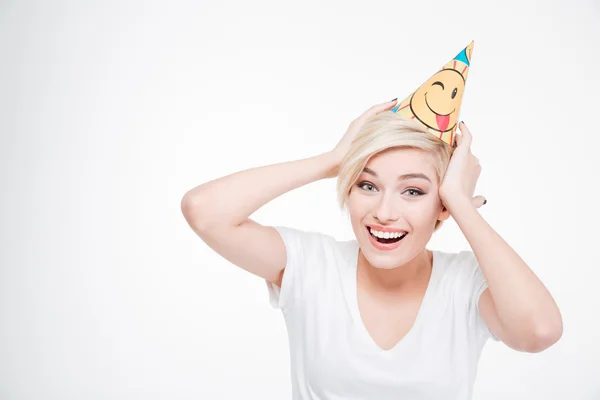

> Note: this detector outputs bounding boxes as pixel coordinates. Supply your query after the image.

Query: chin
[361,248,411,269]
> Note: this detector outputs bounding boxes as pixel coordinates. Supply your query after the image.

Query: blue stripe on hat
[454,47,470,66]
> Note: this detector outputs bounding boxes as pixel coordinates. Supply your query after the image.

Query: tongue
[436,114,450,131]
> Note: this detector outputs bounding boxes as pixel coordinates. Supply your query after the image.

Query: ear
[437,204,451,222]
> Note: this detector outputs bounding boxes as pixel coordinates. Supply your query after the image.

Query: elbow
[181,195,207,227]
[523,321,563,353]
[181,194,195,220]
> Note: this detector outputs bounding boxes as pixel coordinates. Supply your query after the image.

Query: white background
[1,0,599,398]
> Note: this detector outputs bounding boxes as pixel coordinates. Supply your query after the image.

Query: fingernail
[391,98,397,102]
[483,199,487,205]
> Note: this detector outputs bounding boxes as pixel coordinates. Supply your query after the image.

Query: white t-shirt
[265,226,499,400]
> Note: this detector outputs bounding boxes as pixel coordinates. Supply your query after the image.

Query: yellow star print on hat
[391,40,474,148]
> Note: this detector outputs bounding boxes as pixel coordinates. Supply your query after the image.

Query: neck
[357,248,432,291]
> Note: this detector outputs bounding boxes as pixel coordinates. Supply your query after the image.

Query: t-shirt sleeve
[460,250,500,342]
[265,225,325,311]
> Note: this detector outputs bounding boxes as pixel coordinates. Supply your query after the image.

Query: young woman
[181,99,563,399]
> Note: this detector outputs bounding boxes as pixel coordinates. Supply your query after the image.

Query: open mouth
[366,226,408,244]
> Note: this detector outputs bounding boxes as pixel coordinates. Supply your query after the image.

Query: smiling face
[347,147,450,270]
[410,69,465,133]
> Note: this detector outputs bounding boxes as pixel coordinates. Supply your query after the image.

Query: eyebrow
[362,167,432,183]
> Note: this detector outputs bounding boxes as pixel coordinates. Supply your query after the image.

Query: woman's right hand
[329,98,398,170]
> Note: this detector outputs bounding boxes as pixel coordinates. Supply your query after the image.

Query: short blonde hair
[336,111,455,232]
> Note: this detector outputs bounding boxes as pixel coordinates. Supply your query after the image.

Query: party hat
[391,40,475,148]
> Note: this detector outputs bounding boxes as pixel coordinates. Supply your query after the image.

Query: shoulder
[273,226,352,265]
[266,227,354,310]
[435,249,477,265]
[434,249,479,276]
[432,249,485,294]
[273,226,339,253]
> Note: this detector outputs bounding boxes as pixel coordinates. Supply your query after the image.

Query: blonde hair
[336,111,455,232]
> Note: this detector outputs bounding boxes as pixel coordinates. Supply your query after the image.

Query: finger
[362,98,398,118]
[458,121,473,148]
[453,133,461,148]
[472,195,487,209]
[380,97,398,108]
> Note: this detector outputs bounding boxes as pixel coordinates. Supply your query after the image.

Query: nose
[374,193,400,222]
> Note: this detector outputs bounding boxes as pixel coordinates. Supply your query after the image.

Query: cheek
[347,191,373,210]
[406,199,441,222]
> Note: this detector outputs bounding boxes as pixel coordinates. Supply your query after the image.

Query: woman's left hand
[439,121,487,211]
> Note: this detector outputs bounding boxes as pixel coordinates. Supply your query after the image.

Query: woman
[181,99,563,399]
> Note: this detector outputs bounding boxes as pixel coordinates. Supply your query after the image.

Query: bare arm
[180,152,338,285]
[440,122,562,353]
[181,152,338,230]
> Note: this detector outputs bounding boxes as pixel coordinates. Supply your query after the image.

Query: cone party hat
[391,40,474,148]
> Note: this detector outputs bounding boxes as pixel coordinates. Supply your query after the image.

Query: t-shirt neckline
[346,242,439,354]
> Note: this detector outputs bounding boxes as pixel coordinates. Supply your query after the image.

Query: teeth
[368,227,407,239]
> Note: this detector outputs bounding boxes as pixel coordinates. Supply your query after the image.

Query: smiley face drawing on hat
[391,41,474,148]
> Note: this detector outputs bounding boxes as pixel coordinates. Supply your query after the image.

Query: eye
[451,87,458,99]
[358,181,377,192]
[404,189,425,196]
[432,81,444,90]
[358,182,424,196]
